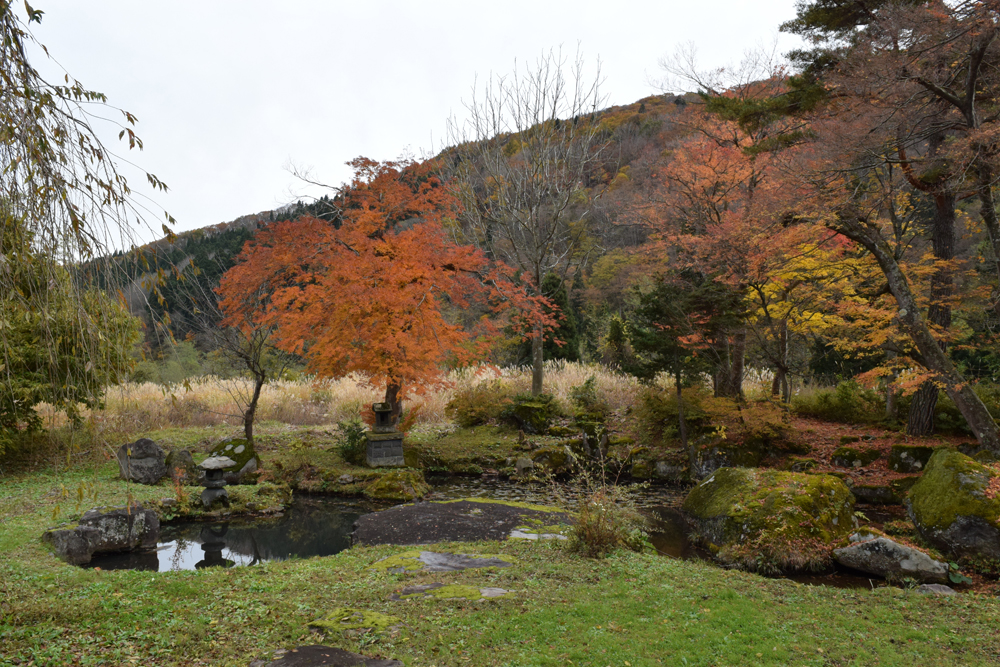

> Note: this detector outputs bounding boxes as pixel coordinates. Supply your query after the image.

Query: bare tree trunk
[771,319,789,402]
[243,372,265,444]
[531,323,544,396]
[907,192,955,436]
[676,363,692,474]
[716,329,746,399]
[385,381,403,429]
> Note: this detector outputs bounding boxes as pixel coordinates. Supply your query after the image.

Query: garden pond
[87,475,904,589]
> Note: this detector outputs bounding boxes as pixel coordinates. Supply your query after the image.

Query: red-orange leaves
[217,158,542,402]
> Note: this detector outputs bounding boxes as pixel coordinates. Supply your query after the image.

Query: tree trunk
[384,381,403,429]
[885,351,899,421]
[676,363,692,473]
[832,216,1000,453]
[976,171,1000,289]
[771,319,789,403]
[244,371,265,444]
[907,382,938,436]
[906,192,955,435]
[531,324,544,396]
[715,328,746,399]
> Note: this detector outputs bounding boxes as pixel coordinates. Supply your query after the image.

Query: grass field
[2,462,1000,667]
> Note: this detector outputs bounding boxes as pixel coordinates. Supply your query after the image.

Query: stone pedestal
[366,432,405,467]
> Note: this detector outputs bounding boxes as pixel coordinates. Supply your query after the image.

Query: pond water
[86,476,899,589]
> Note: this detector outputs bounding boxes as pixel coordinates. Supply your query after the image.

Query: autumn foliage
[217,157,548,422]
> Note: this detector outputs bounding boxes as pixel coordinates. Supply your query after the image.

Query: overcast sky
[24,1,805,241]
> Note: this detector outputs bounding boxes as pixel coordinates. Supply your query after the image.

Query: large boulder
[164,449,199,484]
[116,438,167,485]
[889,444,936,473]
[907,449,1000,560]
[42,506,159,565]
[682,468,856,573]
[691,440,767,479]
[207,437,260,485]
[833,533,948,584]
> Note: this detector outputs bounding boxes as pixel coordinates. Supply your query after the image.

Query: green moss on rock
[831,446,881,468]
[682,468,856,573]
[208,437,260,484]
[363,469,430,501]
[530,446,575,474]
[308,608,400,633]
[631,459,653,479]
[907,449,1000,560]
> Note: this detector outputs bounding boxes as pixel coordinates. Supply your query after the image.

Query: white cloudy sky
[24,1,804,241]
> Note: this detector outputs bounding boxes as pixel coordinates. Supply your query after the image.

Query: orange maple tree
[217,157,548,425]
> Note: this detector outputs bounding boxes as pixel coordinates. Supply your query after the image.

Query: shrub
[633,384,718,443]
[336,417,368,466]
[444,379,515,427]
[569,375,611,422]
[501,392,561,433]
[566,484,649,558]
[791,381,884,424]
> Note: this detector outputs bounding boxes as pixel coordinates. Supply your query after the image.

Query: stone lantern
[364,402,405,467]
[199,456,236,509]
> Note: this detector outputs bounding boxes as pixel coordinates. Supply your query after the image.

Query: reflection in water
[87,495,388,572]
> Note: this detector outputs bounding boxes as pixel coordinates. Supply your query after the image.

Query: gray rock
[833,535,948,584]
[889,445,936,473]
[374,550,514,574]
[654,460,687,482]
[338,474,355,484]
[907,449,1000,560]
[249,645,403,667]
[116,438,167,485]
[43,506,159,565]
[917,584,957,596]
[515,457,535,475]
[164,449,198,483]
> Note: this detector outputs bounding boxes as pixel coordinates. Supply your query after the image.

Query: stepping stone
[373,550,514,573]
[308,608,401,635]
[389,582,510,601]
[249,645,402,667]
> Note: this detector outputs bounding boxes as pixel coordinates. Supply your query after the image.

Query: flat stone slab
[351,499,573,546]
[249,645,402,667]
[200,455,237,470]
[389,582,510,601]
[373,550,514,573]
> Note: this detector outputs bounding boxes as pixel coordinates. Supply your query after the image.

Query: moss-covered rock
[682,468,856,573]
[850,484,899,505]
[530,445,576,475]
[831,446,881,469]
[781,456,818,473]
[363,469,430,501]
[889,445,936,473]
[507,395,556,434]
[308,608,401,634]
[630,459,653,480]
[547,425,578,437]
[207,437,260,485]
[907,449,1000,560]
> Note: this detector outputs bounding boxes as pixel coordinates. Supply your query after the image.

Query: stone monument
[365,402,405,467]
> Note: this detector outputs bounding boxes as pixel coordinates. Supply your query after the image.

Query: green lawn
[2,463,998,666]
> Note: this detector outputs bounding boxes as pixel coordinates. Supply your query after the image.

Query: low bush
[791,381,884,424]
[335,417,368,466]
[569,375,611,422]
[566,484,649,558]
[444,379,516,427]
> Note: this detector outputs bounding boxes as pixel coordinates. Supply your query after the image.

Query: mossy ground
[4,463,1000,666]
